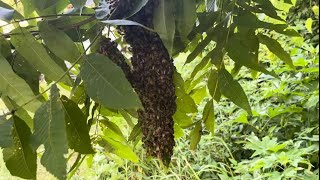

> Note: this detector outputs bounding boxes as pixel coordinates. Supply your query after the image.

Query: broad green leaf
[234,12,300,37]
[218,69,252,114]
[232,112,249,124]
[175,72,197,113]
[176,0,197,39]
[153,0,175,56]
[226,34,277,77]
[0,119,13,148]
[39,21,81,63]
[186,28,215,64]
[103,125,139,162]
[1,97,33,129]
[101,119,124,138]
[31,0,58,14]
[60,96,94,154]
[0,54,41,112]
[174,123,184,139]
[8,53,40,95]
[189,122,202,150]
[10,27,72,85]
[80,54,141,109]
[103,136,139,163]
[258,34,294,68]
[245,136,287,157]
[128,123,141,141]
[252,0,284,21]
[203,99,214,135]
[125,0,149,18]
[173,111,193,127]
[207,70,221,102]
[305,18,313,33]
[32,85,68,180]
[3,116,36,179]
[20,0,35,17]
[0,36,11,58]
[70,0,86,9]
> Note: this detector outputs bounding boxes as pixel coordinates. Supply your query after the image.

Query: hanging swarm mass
[98,37,132,81]
[103,0,176,165]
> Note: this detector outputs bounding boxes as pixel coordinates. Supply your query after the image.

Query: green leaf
[103,126,139,163]
[101,119,124,138]
[128,123,142,141]
[125,0,149,18]
[80,54,141,109]
[174,123,184,139]
[0,54,41,112]
[189,122,202,150]
[305,18,313,33]
[0,119,13,148]
[20,0,35,17]
[3,116,37,179]
[203,99,214,135]
[208,70,221,102]
[31,0,58,13]
[175,0,197,39]
[218,69,252,114]
[39,21,81,63]
[258,34,294,68]
[8,53,40,95]
[226,34,277,77]
[60,96,94,154]
[32,84,68,180]
[234,12,300,37]
[153,0,176,56]
[173,111,193,127]
[252,0,284,21]
[70,0,86,9]
[10,27,72,85]
[0,36,11,58]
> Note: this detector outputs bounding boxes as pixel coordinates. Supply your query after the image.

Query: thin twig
[1,15,96,38]
[0,13,95,29]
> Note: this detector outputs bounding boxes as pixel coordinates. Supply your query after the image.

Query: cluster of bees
[99,0,176,166]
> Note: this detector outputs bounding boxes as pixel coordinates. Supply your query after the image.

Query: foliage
[0,0,318,179]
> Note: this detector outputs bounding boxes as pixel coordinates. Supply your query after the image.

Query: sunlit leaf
[0,119,13,148]
[175,0,197,39]
[80,54,141,109]
[153,0,176,56]
[0,54,41,112]
[189,122,202,150]
[39,21,81,63]
[3,116,37,179]
[258,33,295,68]
[10,27,72,85]
[31,85,68,180]
[203,99,214,135]
[305,18,313,33]
[218,69,252,114]
[60,96,94,154]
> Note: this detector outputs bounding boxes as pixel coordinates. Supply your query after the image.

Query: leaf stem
[0,13,95,29]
